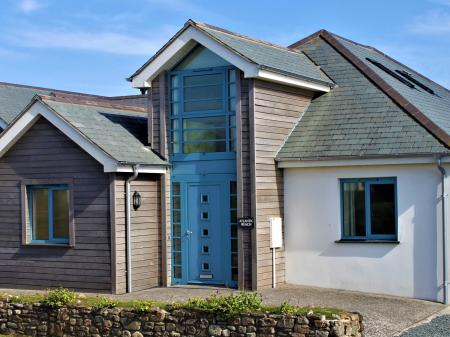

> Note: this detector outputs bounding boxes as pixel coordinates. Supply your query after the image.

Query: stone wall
[0,301,363,337]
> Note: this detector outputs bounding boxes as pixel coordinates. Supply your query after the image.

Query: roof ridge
[191,20,307,56]
[38,94,147,113]
[108,94,147,99]
[317,31,450,147]
[0,81,105,98]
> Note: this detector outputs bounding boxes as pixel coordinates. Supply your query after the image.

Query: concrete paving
[111,284,445,337]
[1,284,445,337]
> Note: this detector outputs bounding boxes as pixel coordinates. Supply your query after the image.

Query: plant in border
[92,297,119,310]
[183,292,263,319]
[42,288,77,308]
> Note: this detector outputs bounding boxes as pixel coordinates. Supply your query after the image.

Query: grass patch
[0,289,344,319]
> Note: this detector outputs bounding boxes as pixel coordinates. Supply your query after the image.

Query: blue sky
[0,0,449,96]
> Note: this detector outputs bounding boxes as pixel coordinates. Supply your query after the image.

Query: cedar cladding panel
[150,73,171,286]
[114,174,162,293]
[253,80,313,289]
[239,73,252,289]
[0,117,111,292]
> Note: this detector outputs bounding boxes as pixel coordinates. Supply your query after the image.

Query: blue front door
[187,183,226,284]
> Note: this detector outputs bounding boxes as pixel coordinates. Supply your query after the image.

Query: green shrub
[270,301,299,315]
[132,300,154,313]
[183,292,262,318]
[42,288,77,308]
[92,297,118,310]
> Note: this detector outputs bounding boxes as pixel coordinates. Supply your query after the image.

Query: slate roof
[129,20,333,87]
[0,82,103,125]
[277,31,450,161]
[33,95,166,166]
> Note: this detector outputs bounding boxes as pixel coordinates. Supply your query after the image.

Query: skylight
[395,70,435,95]
[366,58,415,89]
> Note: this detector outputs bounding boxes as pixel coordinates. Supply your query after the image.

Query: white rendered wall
[284,164,449,302]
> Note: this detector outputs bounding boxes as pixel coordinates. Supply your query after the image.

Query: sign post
[238,217,254,289]
[238,217,254,230]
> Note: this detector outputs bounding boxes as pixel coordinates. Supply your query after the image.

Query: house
[0,20,449,303]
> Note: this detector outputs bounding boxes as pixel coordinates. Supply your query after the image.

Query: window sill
[23,243,73,248]
[335,239,400,244]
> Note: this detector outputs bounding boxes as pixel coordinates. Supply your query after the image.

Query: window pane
[183,129,226,142]
[183,141,226,153]
[53,189,69,239]
[172,196,181,210]
[173,223,181,237]
[171,89,179,102]
[370,183,396,235]
[174,266,182,279]
[229,69,236,83]
[172,210,181,223]
[31,189,49,241]
[183,116,225,129]
[171,102,179,115]
[172,182,180,195]
[185,85,222,100]
[184,74,222,86]
[228,83,236,97]
[184,99,222,112]
[342,182,366,237]
[171,75,179,88]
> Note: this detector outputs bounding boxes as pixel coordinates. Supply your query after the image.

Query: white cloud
[18,0,43,13]
[408,9,450,34]
[7,26,177,56]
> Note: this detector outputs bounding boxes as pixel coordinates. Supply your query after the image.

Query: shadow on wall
[413,189,439,301]
[319,243,395,258]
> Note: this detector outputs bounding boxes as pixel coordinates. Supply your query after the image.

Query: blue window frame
[340,177,397,240]
[28,184,70,244]
[169,66,237,157]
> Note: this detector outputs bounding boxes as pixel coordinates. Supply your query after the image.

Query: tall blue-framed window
[28,185,70,244]
[340,177,397,240]
[169,66,237,156]
[171,182,183,281]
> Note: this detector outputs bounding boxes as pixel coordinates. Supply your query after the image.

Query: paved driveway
[112,284,444,337]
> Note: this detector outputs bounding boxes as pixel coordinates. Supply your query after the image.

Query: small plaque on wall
[238,217,254,229]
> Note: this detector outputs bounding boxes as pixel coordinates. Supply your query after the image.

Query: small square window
[202,229,209,237]
[201,211,209,220]
[202,245,209,254]
[22,182,73,246]
[202,262,210,271]
[201,194,209,204]
[341,178,397,241]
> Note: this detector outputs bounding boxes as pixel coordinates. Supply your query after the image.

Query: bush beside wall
[0,301,363,337]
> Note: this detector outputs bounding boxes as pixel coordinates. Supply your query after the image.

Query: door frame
[171,173,236,287]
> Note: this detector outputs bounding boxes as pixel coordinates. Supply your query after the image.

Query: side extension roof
[277,30,450,162]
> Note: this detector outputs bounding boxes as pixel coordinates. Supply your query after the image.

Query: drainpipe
[437,157,448,304]
[126,165,139,293]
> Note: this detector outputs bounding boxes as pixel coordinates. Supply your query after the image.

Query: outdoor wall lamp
[132,191,141,210]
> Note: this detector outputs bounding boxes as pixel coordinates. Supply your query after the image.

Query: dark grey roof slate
[130,20,334,87]
[335,36,450,137]
[0,83,53,124]
[277,36,449,161]
[40,97,166,166]
[196,22,333,86]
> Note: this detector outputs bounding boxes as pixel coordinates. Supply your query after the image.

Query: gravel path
[398,315,450,337]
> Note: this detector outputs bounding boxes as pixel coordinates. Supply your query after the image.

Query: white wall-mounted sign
[270,217,283,248]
